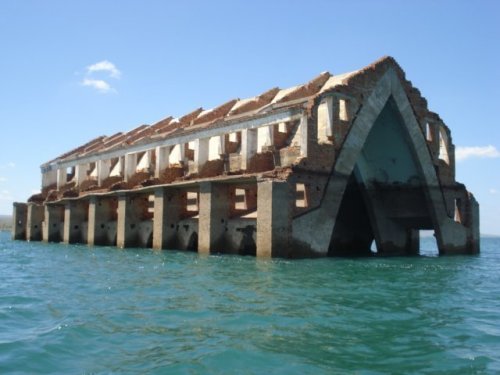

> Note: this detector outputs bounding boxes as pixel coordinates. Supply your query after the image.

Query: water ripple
[1,233,500,374]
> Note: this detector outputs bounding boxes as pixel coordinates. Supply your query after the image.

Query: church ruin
[12,57,480,257]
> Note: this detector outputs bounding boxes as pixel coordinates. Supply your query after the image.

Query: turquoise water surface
[1,231,500,374]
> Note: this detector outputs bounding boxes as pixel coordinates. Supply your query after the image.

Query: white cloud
[455,145,500,162]
[0,177,7,182]
[86,60,121,79]
[490,189,498,195]
[81,78,115,94]
[81,60,121,93]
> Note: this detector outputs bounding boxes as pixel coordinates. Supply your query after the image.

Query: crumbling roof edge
[42,56,440,169]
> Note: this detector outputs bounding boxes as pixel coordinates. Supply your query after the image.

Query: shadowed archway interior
[329,97,433,256]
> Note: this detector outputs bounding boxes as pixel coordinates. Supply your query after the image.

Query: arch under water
[329,97,433,256]
[293,67,479,256]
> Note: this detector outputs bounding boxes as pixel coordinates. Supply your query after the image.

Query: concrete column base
[42,205,64,243]
[373,220,420,256]
[63,200,88,244]
[117,193,152,248]
[256,180,292,258]
[152,187,182,250]
[198,182,230,254]
[88,196,117,246]
[12,202,27,240]
[26,203,44,241]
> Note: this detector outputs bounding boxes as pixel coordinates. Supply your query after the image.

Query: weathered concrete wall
[42,205,64,243]
[63,200,88,244]
[198,182,230,254]
[256,180,292,258]
[12,203,27,240]
[26,203,44,241]
[117,193,153,248]
[88,196,118,246]
[153,187,183,250]
[225,218,256,255]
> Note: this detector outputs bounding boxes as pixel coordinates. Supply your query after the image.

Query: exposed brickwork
[179,108,203,126]
[101,176,123,189]
[193,99,238,126]
[228,88,279,116]
[159,167,185,184]
[47,136,106,164]
[185,145,194,161]
[228,184,257,218]
[247,152,275,173]
[27,193,45,204]
[45,190,58,202]
[150,116,173,133]
[273,120,297,149]
[198,159,225,178]
[276,72,330,103]
[80,179,99,192]
[225,133,241,154]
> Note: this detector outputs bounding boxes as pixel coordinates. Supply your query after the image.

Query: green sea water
[1,231,499,374]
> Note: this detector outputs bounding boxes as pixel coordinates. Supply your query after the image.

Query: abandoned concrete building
[12,56,479,257]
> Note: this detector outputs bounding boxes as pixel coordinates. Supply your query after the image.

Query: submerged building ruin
[12,57,479,257]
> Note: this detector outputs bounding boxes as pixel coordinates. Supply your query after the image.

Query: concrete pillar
[363,189,421,256]
[26,203,44,241]
[256,181,292,258]
[208,135,224,161]
[468,195,480,254]
[124,154,137,182]
[169,144,185,165]
[42,204,64,242]
[57,168,66,189]
[299,113,308,157]
[12,202,27,240]
[75,164,89,186]
[257,126,273,152]
[116,193,145,248]
[119,156,125,177]
[152,187,182,250]
[155,146,171,178]
[317,96,334,143]
[88,196,116,246]
[198,182,230,254]
[241,128,257,170]
[371,217,420,256]
[408,229,420,255]
[194,138,209,173]
[136,150,152,172]
[97,159,111,186]
[63,200,87,244]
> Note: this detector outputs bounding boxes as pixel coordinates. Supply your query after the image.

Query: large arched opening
[329,97,434,256]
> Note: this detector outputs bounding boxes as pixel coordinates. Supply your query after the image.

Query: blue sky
[0,0,499,234]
